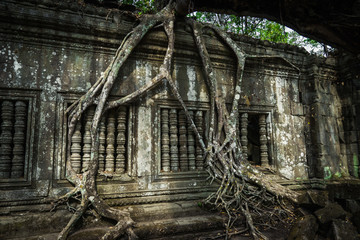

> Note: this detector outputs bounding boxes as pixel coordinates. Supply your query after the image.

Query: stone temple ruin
[0,0,360,239]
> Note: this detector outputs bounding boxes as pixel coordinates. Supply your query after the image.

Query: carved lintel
[259,114,269,167]
[0,101,14,178]
[169,109,179,171]
[161,109,170,172]
[116,106,127,173]
[11,101,27,178]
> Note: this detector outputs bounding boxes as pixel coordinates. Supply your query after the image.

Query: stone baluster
[178,110,188,171]
[82,107,94,172]
[161,109,170,172]
[0,101,14,178]
[236,121,240,144]
[11,101,27,178]
[195,111,204,170]
[259,114,269,167]
[169,109,179,171]
[105,111,115,172]
[187,111,196,171]
[98,116,106,172]
[240,113,248,161]
[70,121,82,173]
[266,120,272,166]
[116,106,127,173]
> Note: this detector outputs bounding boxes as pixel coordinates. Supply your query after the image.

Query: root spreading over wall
[55,2,301,239]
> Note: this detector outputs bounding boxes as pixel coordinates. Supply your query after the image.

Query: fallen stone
[314,202,347,224]
[332,219,359,240]
[307,190,328,208]
[287,214,318,240]
[297,192,312,206]
[294,207,311,217]
[345,199,360,214]
[352,211,360,232]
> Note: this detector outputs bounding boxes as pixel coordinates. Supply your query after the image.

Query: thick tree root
[57,2,301,239]
[59,3,177,240]
[188,19,300,239]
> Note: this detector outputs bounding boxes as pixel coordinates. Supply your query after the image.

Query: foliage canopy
[121,0,327,55]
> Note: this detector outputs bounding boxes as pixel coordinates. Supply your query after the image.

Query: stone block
[314,202,347,224]
[331,219,358,240]
[307,190,328,208]
[324,117,337,132]
[350,144,359,153]
[350,131,358,143]
[339,131,345,143]
[318,131,328,145]
[340,144,347,155]
[291,102,304,116]
[347,161,358,178]
[318,91,329,104]
[352,211,360,233]
[315,144,327,155]
[294,207,312,217]
[343,118,353,132]
[287,214,318,240]
[345,199,360,214]
[318,104,330,116]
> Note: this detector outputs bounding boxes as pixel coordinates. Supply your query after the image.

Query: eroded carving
[11,101,27,178]
[0,101,14,178]
[161,109,170,172]
[195,110,204,170]
[259,114,269,167]
[105,111,116,172]
[98,116,106,172]
[169,109,179,171]
[187,110,196,171]
[70,122,82,174]
[82,107,95,172]
[240,113,248,161]
[116,106,127,173]
[179,110,188,171]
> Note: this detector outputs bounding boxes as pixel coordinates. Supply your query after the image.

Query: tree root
[59,2,177,239]
[188,19,300,239]
[57,2,301,239]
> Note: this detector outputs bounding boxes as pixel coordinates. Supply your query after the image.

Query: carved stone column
[169,109,179,171]
[161,109,170,172]
[98,116,106,172]
[82,107,94,172]
[116,106,127,173]
[259,114,269,167]
[105,111,116,172]
[178,110,188,171]
[240,113,248,161]
[187,111,196,171]
[195,111,204,170]
[0,101,14,178]
[70,122,82,174]
[11,101,27,178]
